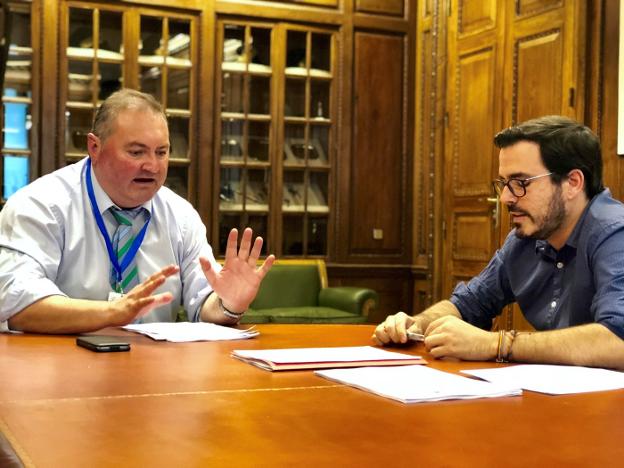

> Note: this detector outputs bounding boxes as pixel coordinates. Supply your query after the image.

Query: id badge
[108,291,124,301]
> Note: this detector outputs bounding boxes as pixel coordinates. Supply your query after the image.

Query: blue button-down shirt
[451,189,624,340]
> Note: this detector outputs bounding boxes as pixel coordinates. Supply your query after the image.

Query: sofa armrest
[318,287,378,318]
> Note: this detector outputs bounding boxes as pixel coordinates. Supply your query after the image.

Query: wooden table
[1,324,622,467]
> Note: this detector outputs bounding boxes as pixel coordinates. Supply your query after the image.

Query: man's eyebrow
[124,142,149,149]
[499,172,529,179]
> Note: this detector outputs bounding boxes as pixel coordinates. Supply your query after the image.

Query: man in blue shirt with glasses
[375,115,624,369]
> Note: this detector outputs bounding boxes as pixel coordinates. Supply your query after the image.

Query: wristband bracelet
[218,298,245,321]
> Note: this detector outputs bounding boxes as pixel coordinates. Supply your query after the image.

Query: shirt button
[551,301,557,308]
[556,262,564,269]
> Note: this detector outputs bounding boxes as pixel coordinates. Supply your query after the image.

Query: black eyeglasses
[492,172,553,198]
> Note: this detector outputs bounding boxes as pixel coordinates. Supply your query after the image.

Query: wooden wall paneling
[196,2,215,234]
[355,0,404,17]
[413,0,445,308]
[594,0,622,201]
[442,0,505,297]
[515,0,562,17]
[328,265,412,321]
[348,31,409,259]
[39,0,59,176]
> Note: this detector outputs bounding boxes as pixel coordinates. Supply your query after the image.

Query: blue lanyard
[85,158,151,292]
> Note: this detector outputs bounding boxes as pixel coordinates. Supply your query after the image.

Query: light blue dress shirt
[451,189,624,340]
[0,157,220,327]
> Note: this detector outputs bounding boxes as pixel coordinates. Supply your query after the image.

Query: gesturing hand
[200,227,275,313]
[108,265,178,326]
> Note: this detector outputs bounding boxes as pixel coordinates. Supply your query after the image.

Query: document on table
[316,365,522,404]
[231,346,427,371]
[122,322,259,342]
[461,364,624,395]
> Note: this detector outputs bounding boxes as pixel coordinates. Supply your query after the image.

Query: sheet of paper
[461,364,624,395]
[316,365,522,404]
[232,346,420,364]
[122,322,259,342]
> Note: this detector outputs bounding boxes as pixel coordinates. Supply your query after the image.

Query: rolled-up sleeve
[450,245,514,330]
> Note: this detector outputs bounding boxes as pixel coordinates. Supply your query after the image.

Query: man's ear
[86,133,100,161]
[565,169,585,199]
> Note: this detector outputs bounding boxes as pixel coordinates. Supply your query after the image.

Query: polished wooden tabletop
[1,324,622,467]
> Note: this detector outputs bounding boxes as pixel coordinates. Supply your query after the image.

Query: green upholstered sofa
[241,259,378,324]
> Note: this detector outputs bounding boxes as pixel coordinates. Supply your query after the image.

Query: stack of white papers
[462,364,624,395]
[122,322,259,342]
[316,365,522,403]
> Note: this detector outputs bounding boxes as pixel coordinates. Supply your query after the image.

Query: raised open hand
[200,227,275,313]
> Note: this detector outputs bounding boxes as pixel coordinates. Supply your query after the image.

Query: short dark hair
[493,115,604,199]
[92,88,166,142]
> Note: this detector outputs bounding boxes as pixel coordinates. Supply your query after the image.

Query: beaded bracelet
[219,298,245,321]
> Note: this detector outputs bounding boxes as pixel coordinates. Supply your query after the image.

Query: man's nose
[499,185,518,205]
[141,152,160,172]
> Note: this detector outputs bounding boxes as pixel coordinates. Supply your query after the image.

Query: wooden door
[442,0,506,298]
[442,0,586,329]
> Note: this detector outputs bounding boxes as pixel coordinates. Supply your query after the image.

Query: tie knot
[111,207,143,226]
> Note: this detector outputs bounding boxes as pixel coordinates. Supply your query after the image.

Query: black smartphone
[76,336,131,352]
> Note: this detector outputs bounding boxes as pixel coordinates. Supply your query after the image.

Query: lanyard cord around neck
[85,158,152,287]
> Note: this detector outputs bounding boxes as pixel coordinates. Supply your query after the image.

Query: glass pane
[10,8,31,48]
[169,117,189,159]
[168,20,191,63]
[68,61,93,102]
[140,16,163,57]
[167,68,190,109]
[69,8,93,51]
[283,215,304,255]
[248,121,270,162]
[223,24,245,64]
[65,108,93,153]
[286,31,307,70]
[219,213,243,254]
[140,66,162,101]
[165,165,188,199]
[285,79,305,117]
[221,72,244,113]
[4,95,29,149]
[221,118,244,161]
[220,167,243,210]
[249,75,270,115]
[307,217,327,256]
[99,11,123,55]
[308,172,329,212]
[3,155,29,200]
[247,168,270,211]
[310,80,330,119]
[309,124,329,166]
[311,33,331,73]
[250,27,271,67]
[98,62,122,101]
[248,215,268,255]
[284,124,306,165]
[283,171,304,212]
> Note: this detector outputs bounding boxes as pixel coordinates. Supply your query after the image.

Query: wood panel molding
[451,212,493,262]
[515,0,563,18]
[457,0,497,36]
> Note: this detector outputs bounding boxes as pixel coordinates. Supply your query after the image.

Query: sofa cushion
[250,264,321,309]
[242,307,368,324]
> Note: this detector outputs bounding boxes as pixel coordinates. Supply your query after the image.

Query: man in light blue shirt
[374,116,624,369]
[0,89,274,333]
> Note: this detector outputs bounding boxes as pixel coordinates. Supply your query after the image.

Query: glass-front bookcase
[2,1,34,204]
[60,2,197,201]
[215,20,336,257]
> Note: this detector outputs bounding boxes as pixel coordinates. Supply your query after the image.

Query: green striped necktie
[109,207,143,293]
